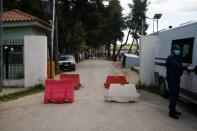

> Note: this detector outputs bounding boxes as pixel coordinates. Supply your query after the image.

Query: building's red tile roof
[3,9,50,27]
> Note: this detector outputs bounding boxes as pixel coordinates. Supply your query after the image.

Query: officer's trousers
[167,77,180,113]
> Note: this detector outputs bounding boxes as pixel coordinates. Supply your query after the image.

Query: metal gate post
[0,0,3,92]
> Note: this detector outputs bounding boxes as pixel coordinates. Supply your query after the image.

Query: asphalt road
[0,59,197,131]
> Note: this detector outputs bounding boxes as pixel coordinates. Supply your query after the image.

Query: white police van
[154,21,197,104]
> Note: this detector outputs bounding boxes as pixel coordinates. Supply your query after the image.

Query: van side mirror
[195,66,197,75]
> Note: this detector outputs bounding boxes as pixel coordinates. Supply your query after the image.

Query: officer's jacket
[166,54,187,80]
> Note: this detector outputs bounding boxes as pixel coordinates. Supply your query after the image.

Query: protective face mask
[174,50,181,55]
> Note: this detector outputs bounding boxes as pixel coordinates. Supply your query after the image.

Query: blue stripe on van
[155,57,167,60]
[155,62,166,67]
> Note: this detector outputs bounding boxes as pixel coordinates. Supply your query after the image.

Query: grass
[136,82,160,95]
[0,84,44,102]
[115,44,137,50]
[131,67,139,74]
[55,66,62,75]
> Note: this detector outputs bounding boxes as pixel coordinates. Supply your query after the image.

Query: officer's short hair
[172,45,180,50]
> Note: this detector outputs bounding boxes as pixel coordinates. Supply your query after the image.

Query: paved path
[0,59,197,131]
[0,87,26,96]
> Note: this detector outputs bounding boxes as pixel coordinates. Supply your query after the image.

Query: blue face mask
[174,50,181,55]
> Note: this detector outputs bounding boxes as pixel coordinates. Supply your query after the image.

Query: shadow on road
[178,100,197,117]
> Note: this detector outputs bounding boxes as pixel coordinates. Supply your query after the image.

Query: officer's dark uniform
[166,48,187,119]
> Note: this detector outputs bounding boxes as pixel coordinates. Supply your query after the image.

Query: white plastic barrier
[139,35,158,85]
[104,84,140,102]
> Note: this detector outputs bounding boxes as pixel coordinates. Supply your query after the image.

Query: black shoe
[175,110,182,115]
[169,112,180,119]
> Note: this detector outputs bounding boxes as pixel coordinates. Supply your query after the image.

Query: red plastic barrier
[60,74,81,90]
[44,79,74,104]
[104,75,129,89]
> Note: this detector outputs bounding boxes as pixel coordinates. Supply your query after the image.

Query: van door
[191,38,197,102]
[171,38,194,100]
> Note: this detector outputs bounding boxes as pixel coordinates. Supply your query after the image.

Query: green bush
[0,84,44,102]
[130,67,139,73]
[136,82,160,95]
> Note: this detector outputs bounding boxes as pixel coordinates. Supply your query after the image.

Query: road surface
[0,59,197,131]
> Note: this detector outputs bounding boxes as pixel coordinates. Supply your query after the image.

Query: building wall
[3,27,32,40]
[2,24,50,87]
[3,26,48,40]
[139,35,158,85]
[24,36,47,88]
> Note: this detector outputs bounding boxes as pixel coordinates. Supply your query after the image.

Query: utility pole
[0,0,3,92]
[153,14,162,33]
[41,0,56,78]
[157,19,158,32]
[55,16,58,73]
[50,0,55,79]
[153,22,154,33]
[142,18,144,35]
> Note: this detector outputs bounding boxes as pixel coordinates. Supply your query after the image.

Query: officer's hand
[186,66,194,73]
[187,66,194,71]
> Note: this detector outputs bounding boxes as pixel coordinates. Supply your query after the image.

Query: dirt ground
[0,59,197,131]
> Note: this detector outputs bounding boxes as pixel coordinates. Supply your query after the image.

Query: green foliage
[136,82,160,95]
[128,0,149,38]
[0,84,44,102]
[102,0,125,58]
[130,67,139,73]
[4,0,44,19]
[129,0,148,35]
[55,66,62,75]
[106,0,125,41]
[4,0,125,54]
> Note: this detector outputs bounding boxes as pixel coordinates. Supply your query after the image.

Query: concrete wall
[3,27,32,40]
[3,79,24,87]
[3,26,49,41]
[24,36,47,88]
[139,35,158,85]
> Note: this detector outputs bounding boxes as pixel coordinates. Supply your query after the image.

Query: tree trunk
[115,27,131,58]
[112,41,117,58]
[105,45,107,56]
[100,47,101,56]
[128,38,135,53]
[136,39,139,50]
[107,44,111,59]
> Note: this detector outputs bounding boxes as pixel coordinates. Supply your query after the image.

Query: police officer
[166,45,188,119]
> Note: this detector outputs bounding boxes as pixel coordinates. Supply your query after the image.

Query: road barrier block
[44,79,74,104]
[104,75,129,89]
[60,74,81,90]
[104,84,140,102]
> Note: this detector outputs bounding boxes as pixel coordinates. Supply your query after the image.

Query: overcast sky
[120,0,197,43]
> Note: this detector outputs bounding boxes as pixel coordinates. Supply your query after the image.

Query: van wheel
[159,78,169,98]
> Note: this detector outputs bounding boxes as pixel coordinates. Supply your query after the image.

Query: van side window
[171,38,194,64]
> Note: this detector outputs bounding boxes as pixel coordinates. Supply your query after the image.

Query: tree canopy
[3,0,149,57]
[128,0,149,51]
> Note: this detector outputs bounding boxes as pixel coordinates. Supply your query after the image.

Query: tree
[3,0,125,58]
[128,0,149,53]
[102,0,125,59]
[4,0,44,19]
[56,0,88,54]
